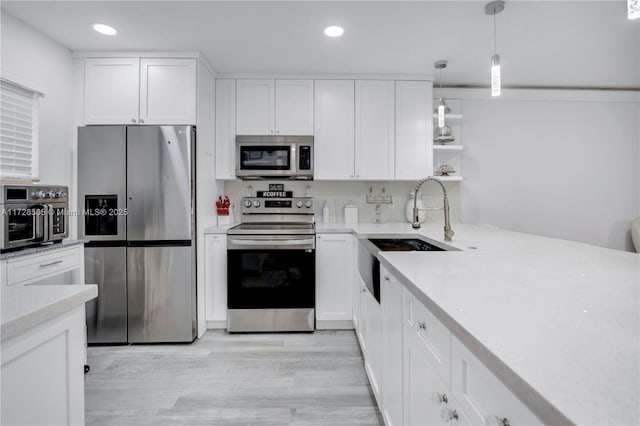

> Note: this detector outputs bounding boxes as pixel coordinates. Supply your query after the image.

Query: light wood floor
[85,330,384,425]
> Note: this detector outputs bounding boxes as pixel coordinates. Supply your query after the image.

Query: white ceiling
[2,1,639,88]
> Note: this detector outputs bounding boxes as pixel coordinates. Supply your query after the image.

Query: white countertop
[335,222,638,425]
[1,284,98,342]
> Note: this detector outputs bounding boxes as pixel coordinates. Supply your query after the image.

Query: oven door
[235,143,293,178]
[227,235,315,310]
[1,203,46,251]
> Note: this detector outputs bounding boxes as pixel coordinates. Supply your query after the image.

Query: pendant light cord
[493,10,497,55]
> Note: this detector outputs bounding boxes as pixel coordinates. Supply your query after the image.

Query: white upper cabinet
[84,58,140,124]
[395,80,433,180]
[139,58,196,125]
[355,80,395,180]
[236,79,275,135]
[215,79,236,179]
[236,79,313,135]
[84,57,197,125]
[275,80,314,135]
[314,80,355,180]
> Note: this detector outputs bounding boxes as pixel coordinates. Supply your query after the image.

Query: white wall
[1,12,74,187]
[454,91,639,251]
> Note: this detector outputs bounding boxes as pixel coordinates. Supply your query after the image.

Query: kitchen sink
[368,238,445,252]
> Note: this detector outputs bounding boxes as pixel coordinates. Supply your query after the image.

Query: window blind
[0,79,39,181]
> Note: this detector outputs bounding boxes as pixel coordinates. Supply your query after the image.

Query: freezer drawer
[127,245,196,343]
[126,126,194,241]
[85,246,127,344]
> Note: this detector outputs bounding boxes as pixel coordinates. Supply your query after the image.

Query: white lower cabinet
[355,266,542,426]
[1,306,86,426]
[381,267,403,426]
[451,335,542,426]
[315,234,354,328]
[204,234,227,325]
[362,284,383,404]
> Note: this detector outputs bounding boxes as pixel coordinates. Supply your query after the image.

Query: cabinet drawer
[451,335,543,426]
[404,288,450,386]
[7,247,81,286]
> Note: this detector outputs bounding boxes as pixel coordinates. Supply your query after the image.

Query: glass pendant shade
[491,54,501,97]
[629,0,640,19]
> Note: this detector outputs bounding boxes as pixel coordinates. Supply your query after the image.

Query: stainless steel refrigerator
[78,125,196,344]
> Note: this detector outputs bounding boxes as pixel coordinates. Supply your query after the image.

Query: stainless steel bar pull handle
[228,239,315,246]
[40,260,64,268]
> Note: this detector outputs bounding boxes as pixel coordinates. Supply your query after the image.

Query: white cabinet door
[355,80,395,180]
[396,80,433,180]
[215,79,236,179]
[275,80,313,135]
[84,58,140,124]
[354,276,366,349]
[381,267,404,426]
[204,234,227,324]
[139,58,197,124]
[451,335,543,426]
[314,80,355,180]
[363,287,383,404]
[236,79,275,135]
[315,234,354,325]
[404,313,471,426]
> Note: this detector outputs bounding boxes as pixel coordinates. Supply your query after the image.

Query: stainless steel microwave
[235,135,313,180]
[0,184,69,253]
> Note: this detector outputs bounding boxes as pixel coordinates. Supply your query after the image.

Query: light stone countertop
[0,239,85,260]
[1,284,98,342]
[205,219,639,423]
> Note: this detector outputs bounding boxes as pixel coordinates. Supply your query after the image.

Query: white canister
[344,204,358,224]
[405,192,426,223]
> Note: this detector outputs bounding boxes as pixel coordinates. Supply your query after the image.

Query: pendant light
[629,0,640,19]
[434,60,449,128]
[485,1,505,97]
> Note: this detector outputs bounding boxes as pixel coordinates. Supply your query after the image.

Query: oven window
[239,146,290,170]
[228,250,315,309]
[7,208,38,242]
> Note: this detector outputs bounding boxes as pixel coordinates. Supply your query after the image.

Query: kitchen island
[316,222,639,425]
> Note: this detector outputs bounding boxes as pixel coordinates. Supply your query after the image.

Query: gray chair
[632,217,640,253]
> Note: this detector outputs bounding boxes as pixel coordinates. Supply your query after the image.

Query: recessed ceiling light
[324,26,344,38]
[92,23,117,36]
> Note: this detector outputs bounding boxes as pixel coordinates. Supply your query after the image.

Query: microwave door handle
[291,144,297,174]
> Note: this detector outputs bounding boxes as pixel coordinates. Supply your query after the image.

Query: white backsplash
[222,180,460,225]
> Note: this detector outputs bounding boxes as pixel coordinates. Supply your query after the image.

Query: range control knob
[296,201,303,208]
[45,191,55,198]
[244,200,252,208]
[32,190,46,199]
[253,200,261,208]
[304,200,312,208]
[55,191,66,198]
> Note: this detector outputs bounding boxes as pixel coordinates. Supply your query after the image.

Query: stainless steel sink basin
[368,238,444,252]
[359,234,458,254]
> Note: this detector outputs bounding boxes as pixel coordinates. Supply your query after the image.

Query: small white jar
[405,191,426,223]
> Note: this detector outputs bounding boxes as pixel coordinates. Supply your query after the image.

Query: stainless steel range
[227,196,315,332]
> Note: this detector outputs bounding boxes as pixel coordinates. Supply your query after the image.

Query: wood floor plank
[85,330,383,425]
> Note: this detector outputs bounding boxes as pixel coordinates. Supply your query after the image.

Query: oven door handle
[228,238,315,247]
